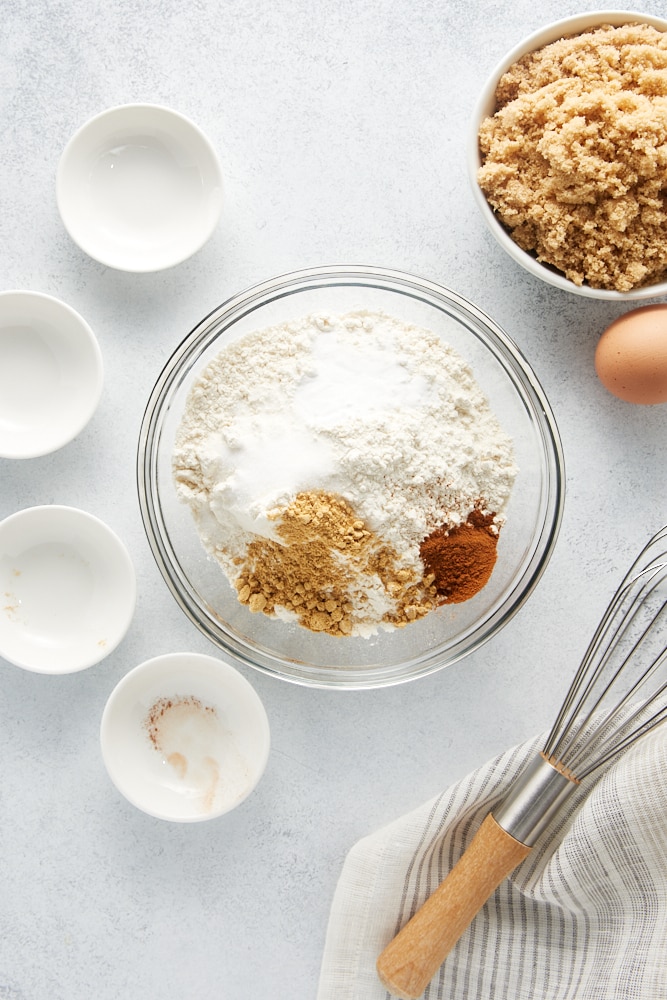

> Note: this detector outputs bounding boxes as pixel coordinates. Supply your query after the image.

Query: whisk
[377,524,667,1000]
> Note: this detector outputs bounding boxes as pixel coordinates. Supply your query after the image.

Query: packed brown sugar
[477,23,667,292]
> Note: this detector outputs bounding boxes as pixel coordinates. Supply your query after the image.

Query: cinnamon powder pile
[419,511,499,604]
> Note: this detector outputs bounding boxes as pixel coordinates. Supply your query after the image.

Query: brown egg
[595,304,667,405]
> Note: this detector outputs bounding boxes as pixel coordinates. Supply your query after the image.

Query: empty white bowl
[100,652,271,822]
[0,505,136,673]
[468,11,667,300]
[57,104,224,272]
[0,290,103,458]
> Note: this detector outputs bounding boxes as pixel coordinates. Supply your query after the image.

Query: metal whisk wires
[543,524,667,780]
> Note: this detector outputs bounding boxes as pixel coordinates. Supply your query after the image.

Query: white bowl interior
[57,104,223,272]
[468,10,667,301]
[0,291,103,458]
[139,267,564,688]
[100,652,271,821]
[0,505,136,673]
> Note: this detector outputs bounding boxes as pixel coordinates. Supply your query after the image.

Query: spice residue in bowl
[173,311,517,637]
[477,22,667,292]
[144,695,248,813]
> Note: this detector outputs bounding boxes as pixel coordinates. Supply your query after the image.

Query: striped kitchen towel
[317,726,667,999]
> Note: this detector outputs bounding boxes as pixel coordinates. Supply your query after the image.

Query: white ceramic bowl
[56,104,224,272]
[0,291,103,458]
[100,652,271,822]
[0,506,136,673]
[468,11,667,301]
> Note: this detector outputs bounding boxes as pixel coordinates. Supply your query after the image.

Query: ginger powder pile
[477,23,667,292]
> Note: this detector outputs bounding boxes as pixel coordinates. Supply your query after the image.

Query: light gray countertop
[1,1,666,998]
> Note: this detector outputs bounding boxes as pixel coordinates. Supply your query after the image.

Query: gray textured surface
[1,2,666,998]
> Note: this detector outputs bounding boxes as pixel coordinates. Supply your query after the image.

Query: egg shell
[595,304,667,405]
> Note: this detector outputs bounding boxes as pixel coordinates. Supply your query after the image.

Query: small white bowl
[468,10,667,300]
[0,506,136,673]
[56,104,224,272]
[100,652,270,822]
[0,291,103,458]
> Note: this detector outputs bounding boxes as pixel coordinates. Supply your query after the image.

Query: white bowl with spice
[468,11,667,300]
[0,290,103,459]
[57,104,223,272]
[137,265,565,689]
[100,652,271,822]
[0,505,136,673]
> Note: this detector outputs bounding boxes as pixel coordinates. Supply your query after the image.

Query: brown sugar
[477,23,667,292]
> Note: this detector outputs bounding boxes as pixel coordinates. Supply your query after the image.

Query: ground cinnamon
[419,510,499,604]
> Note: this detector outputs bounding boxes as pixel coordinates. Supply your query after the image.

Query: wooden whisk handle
[376,813,531,999]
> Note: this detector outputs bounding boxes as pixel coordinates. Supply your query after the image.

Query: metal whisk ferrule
[493,752,577,846]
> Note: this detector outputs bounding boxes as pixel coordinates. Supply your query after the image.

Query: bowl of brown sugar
[469,11,667,300]
[138,265,565,689]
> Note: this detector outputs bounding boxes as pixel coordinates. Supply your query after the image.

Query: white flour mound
[173,310,518,627]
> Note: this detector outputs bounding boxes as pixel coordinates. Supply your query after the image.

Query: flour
[173,311,517,636]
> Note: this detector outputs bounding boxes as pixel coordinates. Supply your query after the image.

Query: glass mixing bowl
[137,266,564,689]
